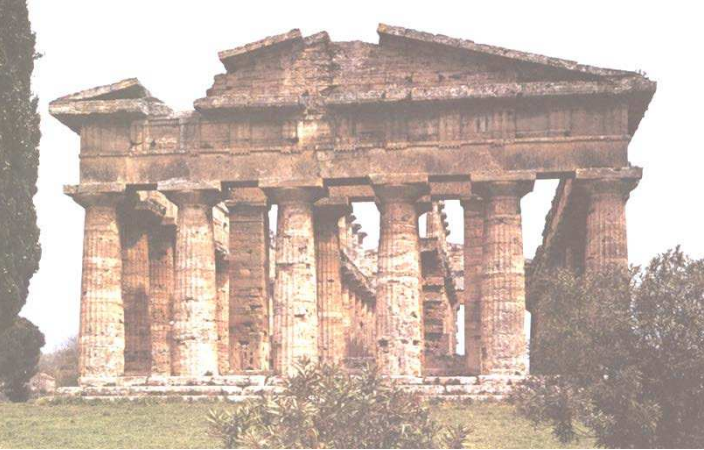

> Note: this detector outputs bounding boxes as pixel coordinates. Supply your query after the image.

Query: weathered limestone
[162,185,221,376]
[216,253,230,375]
[314,200,350,364]
[267,187,324,375]
[461,196,485,374]
[579,174,640,272]
[373,182,427,377]
[69,189,125,379]
[474,179,533,375]
[148,225,175,376]
[53,25,656,389]
[225,188,271,372]
[120,209,152,375]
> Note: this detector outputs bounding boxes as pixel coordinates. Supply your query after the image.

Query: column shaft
[462,196,485,374]
[121,217,151,375]
[271,188,321,375]
[168,191,219,376]
[315,207,347,365]
[148,227,174,376]
[374,184,425,377]
[216,256,230,375]
[227,202,270,372]
[583,179,634,272]
[75,194,125,379]
[477,181,532,375]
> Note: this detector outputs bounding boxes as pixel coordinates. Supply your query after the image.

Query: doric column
[120,208,153,375]
[225,188,271,372]
[340,282,352,359]
[373,182,427,377]
[267,186,324,376]
[161,183,221,376]
[216,252,230,375]
[148,224,175,376]
[578,170,640,273]
[314,199,350,365]
[68,188,125,379]
[461,195,485,374]
[474,180,533,375]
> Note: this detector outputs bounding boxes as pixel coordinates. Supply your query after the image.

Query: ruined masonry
[49,24,654,399]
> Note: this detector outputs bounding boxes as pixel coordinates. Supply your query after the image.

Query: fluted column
[580,176,639,273]
[70,190,125,379]
[121,210,152,375]
[148,225,175,376]
[216,253,230,375]
[373,183,427,377]
[225,189,271,372]
[340,282,352,359]
[474,180,533,375]
[162,186,220,376]
[314,200,350,365]
[461,195,485,374]
[268,187,324,376]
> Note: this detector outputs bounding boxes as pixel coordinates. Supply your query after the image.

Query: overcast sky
[23,0,704,350]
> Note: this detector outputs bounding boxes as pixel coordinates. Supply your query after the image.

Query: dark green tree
[0,317,44,401]
[0,0,44,401]
[515,248,704,448]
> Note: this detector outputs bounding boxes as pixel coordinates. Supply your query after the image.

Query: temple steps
[52,375,525,402]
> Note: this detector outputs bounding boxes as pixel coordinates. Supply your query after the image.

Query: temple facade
[50,24,655,386]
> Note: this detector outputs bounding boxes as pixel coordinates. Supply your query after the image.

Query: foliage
[516,248,704,448]
[0,0,44,402]
[0,316,45,401]
[39,336,79,387]
[0,0,41,332]
[208,361,470,449]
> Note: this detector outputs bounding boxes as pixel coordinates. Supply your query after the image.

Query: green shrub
[208,361,469,448]
[0,317,45,402]
[516,248,704,448]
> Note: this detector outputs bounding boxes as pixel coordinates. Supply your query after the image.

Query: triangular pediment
[201,24,651,105]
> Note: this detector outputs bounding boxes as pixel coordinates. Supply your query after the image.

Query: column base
[61,374,526,402]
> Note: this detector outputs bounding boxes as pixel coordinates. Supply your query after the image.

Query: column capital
[263,186,326,204]
[314,196,352,221]
[369,173,429,203]
[223,186,269,209]
[576,173,641,199]
[372,183,429,203]
[158,180,221,207]
[459,194,485,211]
[65,183,126,208]
[472,179,534,199]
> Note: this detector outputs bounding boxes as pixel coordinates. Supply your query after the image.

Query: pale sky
[23,0,704,350]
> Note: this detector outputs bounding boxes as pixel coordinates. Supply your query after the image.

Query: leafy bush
[516,248,704,448]
[0,317,45,402]
[208,361,469,448]
[39,336,79,387]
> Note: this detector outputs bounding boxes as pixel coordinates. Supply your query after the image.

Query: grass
[0,400,594,449]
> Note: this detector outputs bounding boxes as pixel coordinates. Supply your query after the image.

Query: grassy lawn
[0,400,594,449]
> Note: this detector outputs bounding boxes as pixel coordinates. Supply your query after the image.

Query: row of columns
[72,173,635,380]
[462,176,636,374]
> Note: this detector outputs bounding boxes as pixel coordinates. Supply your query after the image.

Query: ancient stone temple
[50,24,655,396]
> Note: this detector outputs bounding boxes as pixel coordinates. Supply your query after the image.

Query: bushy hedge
[516,248,704,448]
[208,361,468,449]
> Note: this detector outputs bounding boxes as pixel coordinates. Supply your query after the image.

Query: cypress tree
[0,0,45,401]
